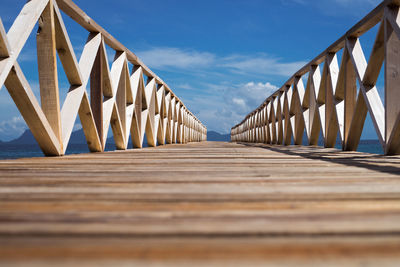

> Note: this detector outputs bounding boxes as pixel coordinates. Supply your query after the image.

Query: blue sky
[0,0,383,141]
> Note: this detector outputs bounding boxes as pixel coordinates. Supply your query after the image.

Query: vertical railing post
[384,6,400,154]
[37,0,62,151]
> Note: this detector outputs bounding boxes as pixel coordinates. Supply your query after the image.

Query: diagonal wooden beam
[60,32,101,153]
[0,0,49,89]
[5,63,61,156]
[130,66,146,147]
[79,91,102,152]
[53,0,82,85]
[346,37,385,145]
[90,42,104,148]
[293,77,306,145]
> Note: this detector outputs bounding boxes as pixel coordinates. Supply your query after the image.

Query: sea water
[0,140,384,160]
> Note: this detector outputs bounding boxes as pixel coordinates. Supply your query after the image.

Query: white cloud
[136,47,215,70]
[220,54,307,77]
[185,81,279,134]
[225,82,278,115]
[135,47,306,79]
[232,97,246,107]
[0,116,27,141]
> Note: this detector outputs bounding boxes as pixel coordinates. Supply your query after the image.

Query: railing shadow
[237,142,400,175]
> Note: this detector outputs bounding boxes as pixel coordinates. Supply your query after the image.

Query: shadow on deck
[239,142,400,175]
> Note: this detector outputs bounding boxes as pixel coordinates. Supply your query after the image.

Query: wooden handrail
[0,0,206,156]
[231,0,400,155]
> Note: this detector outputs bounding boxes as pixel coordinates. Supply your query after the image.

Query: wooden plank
[0,142,400,265]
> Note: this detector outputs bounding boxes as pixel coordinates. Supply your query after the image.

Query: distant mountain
[207,131,230,141]
[0,129,145,147]
[6,129,38,145]
[2,129,88,145]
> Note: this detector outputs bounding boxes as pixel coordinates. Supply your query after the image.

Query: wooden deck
[1,141,400,266]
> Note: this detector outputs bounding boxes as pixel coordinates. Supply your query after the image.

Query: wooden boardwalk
[1,141,400,266]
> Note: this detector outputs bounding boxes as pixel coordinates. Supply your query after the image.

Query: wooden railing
[231,0,400,155]
[0,0,206,156]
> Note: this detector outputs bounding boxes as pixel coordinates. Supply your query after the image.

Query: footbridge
[1,0,400,266]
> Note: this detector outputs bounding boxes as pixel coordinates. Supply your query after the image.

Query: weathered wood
[37,1,62,147]
[0,142,400,265]
[385,10,400,154]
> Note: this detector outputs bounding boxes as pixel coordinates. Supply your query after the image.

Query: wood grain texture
[0,141,400,266]
[36,0,62,147]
